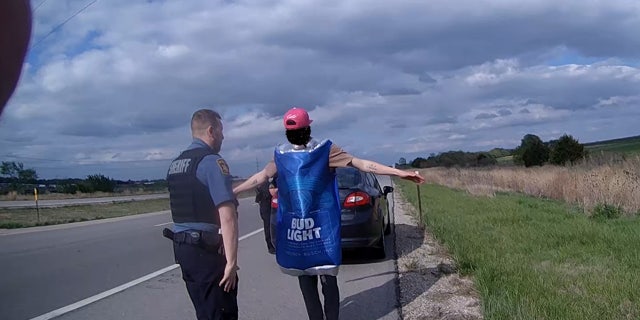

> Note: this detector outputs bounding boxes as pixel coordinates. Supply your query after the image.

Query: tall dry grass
[417,154,640,216]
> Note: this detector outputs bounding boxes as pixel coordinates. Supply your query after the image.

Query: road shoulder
[393,191,483,320]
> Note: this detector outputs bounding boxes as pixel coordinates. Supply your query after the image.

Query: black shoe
[268,248,276,254]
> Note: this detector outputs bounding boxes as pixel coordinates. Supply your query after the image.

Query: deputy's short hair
[191,109,221,132]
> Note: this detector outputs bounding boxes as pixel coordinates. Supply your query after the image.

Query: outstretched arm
[233,162,277,195]
[350,157,425,184]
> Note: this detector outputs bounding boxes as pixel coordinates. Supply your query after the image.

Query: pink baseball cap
[283,107,313,130]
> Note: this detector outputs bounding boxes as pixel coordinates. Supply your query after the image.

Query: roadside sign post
[416,185,422,226]
[416,184,423,228]
[34,188,40,223]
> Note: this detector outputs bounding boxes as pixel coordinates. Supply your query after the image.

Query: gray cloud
[379,88,422,96]
[1,0,639,179]
[475,113,499,120]
[418,74,437,84]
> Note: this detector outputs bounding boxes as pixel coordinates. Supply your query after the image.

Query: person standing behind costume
[268,173,279,249]
[233,107,425,320]
[255,179,276,254]
[166,109,239,320]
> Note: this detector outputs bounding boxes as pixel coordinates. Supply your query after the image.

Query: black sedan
[269,167,394,258]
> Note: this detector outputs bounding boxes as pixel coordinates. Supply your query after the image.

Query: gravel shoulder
[393,191,484,320]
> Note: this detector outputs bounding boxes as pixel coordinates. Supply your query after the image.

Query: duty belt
[163,228,222,252]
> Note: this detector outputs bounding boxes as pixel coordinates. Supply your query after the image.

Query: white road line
[29,228,264,320]
[154,222,173,227]
[239,228,263,240]
[29,265,179,320]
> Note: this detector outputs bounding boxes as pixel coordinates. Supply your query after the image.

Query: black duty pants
[269,209,277,249]
[259,202,275,253]
[298,275,339,320]
[173,242,238,320]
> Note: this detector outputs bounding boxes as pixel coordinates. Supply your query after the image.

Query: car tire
[384,209,391,235]
[371,226,386,259]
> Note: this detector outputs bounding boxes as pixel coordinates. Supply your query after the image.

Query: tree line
[0,161,166,195]
[514,134,586,167]
[398,133,586,169]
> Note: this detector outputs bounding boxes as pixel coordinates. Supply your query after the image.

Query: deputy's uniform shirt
[172,139,236,233]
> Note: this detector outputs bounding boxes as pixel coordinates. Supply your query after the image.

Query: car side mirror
[383,186,394,195]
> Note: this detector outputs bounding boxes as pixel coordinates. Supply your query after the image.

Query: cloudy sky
[1,0,639,180]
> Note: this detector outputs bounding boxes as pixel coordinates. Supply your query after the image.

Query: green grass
[396,180,640,320]
[496,155,514,165]
[0,190,257,229]
[584,135,640,155]
[492,135,640,165]
[0,199,170,229]
[496,155,513,161]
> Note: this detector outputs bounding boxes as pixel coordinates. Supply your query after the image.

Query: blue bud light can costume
[273,139,342,276]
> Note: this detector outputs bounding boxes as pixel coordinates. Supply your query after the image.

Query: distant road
[0,193,169,208]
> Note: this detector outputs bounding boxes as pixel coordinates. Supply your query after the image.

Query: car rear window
[336,167,361,188]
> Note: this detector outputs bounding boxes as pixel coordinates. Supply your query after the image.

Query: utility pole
[256,157,259,173]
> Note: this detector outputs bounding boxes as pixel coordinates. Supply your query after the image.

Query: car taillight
[343,191,370,208]
[271,195,278,208]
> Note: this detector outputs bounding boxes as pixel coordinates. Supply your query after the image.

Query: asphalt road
[0,176,398,320]
[0,193,169,208]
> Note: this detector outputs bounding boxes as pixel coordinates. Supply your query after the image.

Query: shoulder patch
[217,158,230,175]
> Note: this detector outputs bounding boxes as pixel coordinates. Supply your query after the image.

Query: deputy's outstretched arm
[350,157,425,184]
[218,202,238,292]
[233,162,277,195]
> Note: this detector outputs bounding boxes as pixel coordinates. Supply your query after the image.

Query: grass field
[584,135,640,155]
[0,190,166,201]
[0,188,257,229]
[495,155,514,165]
[494,135,640,165]
[1,179,253,201]
[416,156,640,215]
[396,180,639,320]
[0,199,171,229]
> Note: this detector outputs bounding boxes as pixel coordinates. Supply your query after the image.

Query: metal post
[34,188,40,223]
[416,184,423,227]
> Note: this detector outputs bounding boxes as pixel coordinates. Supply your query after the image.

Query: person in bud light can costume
[233,107,425,320]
